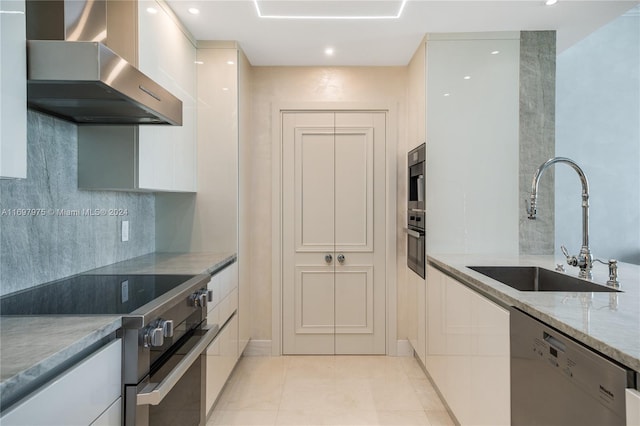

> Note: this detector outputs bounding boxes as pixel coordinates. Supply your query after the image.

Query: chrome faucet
[526,157,593,279]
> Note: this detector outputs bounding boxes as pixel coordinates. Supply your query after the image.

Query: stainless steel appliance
[0,272,220,426]
[408,143,426,211]
[407,143,426,277]
[25,0,182,125]
[510,307,635,426]
[407,212,425,278]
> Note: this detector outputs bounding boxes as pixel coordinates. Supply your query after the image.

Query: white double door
[282,111,386,355]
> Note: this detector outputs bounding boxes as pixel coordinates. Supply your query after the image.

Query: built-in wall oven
[407,143,426,278]
[407,211,425,278]
[408,143,426,211]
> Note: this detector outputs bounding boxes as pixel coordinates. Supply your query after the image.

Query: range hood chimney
[26,0,182,125]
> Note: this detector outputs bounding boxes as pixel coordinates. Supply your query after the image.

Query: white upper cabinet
[138,0,197,192]
[78,1,197,192]
[0,0,27,179]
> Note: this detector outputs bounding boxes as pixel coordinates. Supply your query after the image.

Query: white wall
[556,8,640,265]
[425,33,521,255]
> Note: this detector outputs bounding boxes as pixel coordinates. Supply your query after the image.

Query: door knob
[337,254,345,264]
[325,254,333,264]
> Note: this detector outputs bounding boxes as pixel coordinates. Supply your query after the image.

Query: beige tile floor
[207,355,456,426]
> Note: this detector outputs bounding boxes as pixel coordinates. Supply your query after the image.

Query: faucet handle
[561,245,579,267]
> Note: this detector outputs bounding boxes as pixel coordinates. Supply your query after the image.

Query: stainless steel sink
[467,266,620,292]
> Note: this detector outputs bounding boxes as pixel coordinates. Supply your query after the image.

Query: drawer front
[1,339,122,426]
[205,314,239,415]
[219,288,238,327]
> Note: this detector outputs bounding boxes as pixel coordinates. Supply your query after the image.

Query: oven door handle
[137,324,220,406]
[405,228,422,239]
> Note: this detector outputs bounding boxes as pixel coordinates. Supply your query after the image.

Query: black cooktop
[0,274,196,316]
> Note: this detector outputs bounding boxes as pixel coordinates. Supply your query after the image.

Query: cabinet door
[426,265,509,426]
[407,268,426,364]
[0,0,27,179]
[628,389,640,426]
[205,314,239,415]
[138,0,196,192]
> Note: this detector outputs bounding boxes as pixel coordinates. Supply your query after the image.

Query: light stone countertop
[427,254,640,373]
[88,251,236,276]
[0,251,236,412]
[0,316,121,410]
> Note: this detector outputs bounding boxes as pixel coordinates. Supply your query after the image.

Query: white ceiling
[165,0,639,66]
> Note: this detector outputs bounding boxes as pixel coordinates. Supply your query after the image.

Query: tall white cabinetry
[425,33,520,255]
[137,0,196,191]
[0,0,27,179]
[426,265,510,426]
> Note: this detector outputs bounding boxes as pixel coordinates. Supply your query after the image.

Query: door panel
[334,129,373,251]
[296,267,335,334]
[296,129,335,251]
[283,111,386,355]
[334,266,373,333]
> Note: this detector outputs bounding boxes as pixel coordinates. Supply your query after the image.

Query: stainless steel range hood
[26,0,182,125]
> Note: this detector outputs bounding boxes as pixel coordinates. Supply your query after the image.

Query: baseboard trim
[396,339,414,357]
[242,339,272,356]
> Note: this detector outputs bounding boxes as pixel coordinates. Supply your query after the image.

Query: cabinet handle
[337,254,345,264]
[325,254,333,264]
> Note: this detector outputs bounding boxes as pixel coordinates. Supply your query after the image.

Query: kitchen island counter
[0,251,236,413]
[428,254,640,373]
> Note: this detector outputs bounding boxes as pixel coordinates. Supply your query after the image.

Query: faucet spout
[528,157,592,279]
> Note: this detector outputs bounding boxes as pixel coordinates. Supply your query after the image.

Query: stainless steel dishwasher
[510,307,635,426]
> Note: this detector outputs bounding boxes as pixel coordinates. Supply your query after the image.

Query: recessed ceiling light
[227,60,235,65]
[444,93,451,97]
[491,50,500,55]
[146,7,157,14]
[188,7,200,15]
[222,88,230,91]
[464,76,471,80]
[545,0,558,5]
[325,47,335,56]
[194,61,204,65]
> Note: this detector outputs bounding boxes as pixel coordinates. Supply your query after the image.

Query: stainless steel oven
[121,275,218,426]
[407,143,426,277]
[0,272,217,426]
[408,143,426,211]
[407,211,425,278]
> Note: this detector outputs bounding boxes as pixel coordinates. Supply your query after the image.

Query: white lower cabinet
[204,261,240,417]
[0,339,122,426]
[205,314,239,415]
[628,388,640,426]
[407,267,426,365]
[426,265,510,426]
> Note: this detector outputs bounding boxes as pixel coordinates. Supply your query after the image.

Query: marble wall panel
[519,31,557,255]
[0,111,155,296]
